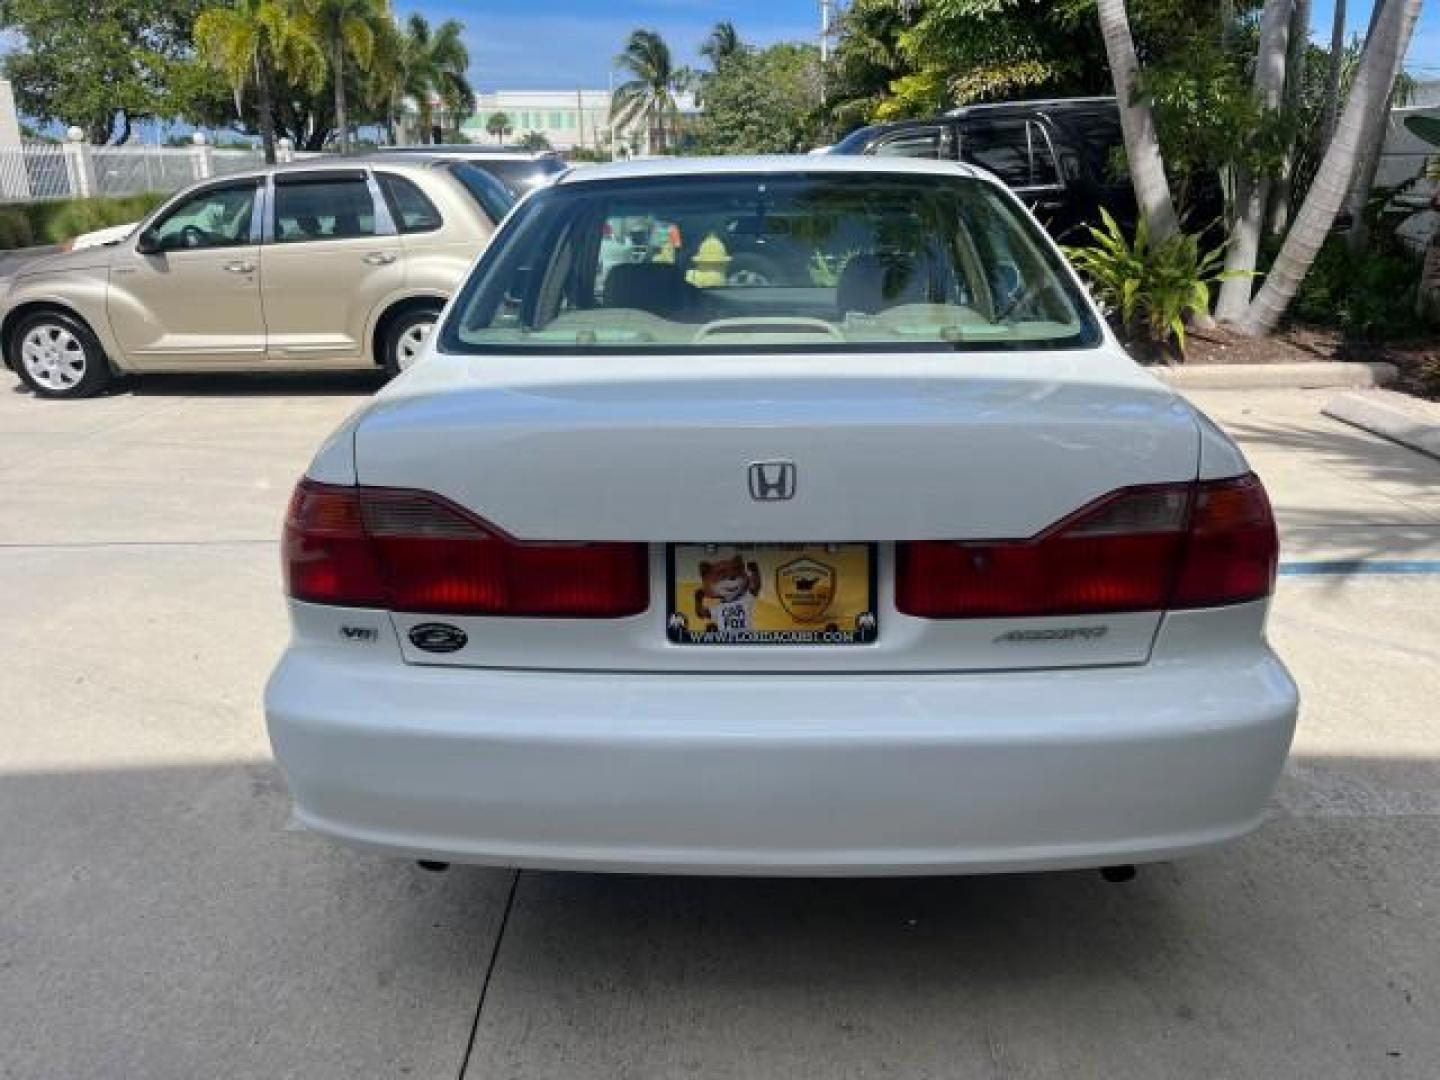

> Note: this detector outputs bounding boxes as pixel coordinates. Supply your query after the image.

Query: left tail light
[283,480,649,617]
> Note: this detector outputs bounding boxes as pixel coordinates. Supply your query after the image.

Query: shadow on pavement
[124,371,387,398]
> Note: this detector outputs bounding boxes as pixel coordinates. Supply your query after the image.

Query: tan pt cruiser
[0,154,516,398]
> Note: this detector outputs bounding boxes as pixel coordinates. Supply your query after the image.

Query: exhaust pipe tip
[417,860,451,873]
[1100,864,1137,884]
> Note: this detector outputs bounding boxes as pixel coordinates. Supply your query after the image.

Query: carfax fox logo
[694,552,762,635]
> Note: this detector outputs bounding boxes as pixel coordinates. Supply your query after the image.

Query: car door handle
[363,252,397,265]
[223,260,255,274]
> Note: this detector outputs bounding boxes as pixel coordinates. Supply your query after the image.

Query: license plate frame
[665,543,878,646]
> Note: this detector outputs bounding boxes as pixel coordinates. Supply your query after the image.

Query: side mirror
[135,230,161,256]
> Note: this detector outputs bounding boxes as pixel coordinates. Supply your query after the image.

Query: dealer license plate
[666,543,878,646]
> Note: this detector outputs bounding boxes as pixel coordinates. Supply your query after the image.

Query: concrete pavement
[2,374,1438,1079]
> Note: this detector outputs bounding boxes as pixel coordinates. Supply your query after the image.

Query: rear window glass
[961,121,1059,188]
[447,162,516,224]
[439,173,1100,355]
[376,172,442,233]
[274,176,376,242]
[477,157,565,195]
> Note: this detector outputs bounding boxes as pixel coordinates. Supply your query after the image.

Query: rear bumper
[264,623,1298,876]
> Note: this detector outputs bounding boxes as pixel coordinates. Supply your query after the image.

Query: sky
[418,0,1440,93]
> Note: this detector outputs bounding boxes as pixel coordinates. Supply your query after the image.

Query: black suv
[827,97,1137,243]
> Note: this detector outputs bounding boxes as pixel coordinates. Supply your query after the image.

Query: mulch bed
[1181,325,1440,402]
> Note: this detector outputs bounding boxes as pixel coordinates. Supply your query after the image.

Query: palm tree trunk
[1319,0,1346,148]
[1269,0,1311,235]
[256,56,278,165]
[1095,0,1180,242]
[1236,0,1423,336]
[1342,0,1398,253]
[333,41,349,154]
[1217,0,1291,322]
[1342,78,1399,254]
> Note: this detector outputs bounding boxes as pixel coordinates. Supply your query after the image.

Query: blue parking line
[1280,560,1440,576]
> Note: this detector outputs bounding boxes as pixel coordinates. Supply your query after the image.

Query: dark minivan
[827,97,1137,243]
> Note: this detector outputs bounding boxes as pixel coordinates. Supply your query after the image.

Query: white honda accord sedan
[265,156,1297,878]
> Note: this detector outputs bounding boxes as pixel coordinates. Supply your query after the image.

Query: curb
[1153,361,1398,390]
[1322,390,1440,461]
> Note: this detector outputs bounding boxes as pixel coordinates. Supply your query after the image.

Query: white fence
[0,139,268,204]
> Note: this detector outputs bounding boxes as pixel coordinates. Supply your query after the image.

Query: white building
[463,91,617,153]
[401,88,699,156]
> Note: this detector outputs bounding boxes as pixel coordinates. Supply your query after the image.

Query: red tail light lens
[1172,474,1277,608]
[896,474,1277,619]
[284,481,648,617]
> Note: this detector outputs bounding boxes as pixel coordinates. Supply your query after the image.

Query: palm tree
[485,111,512,145]
[700,21,741,67]
[296,0,384,154]
[397,14,472,144]
[1319,0,1347,145]
[1215,0,1291,322]
[1094,0,1180,243]
[1237,0,1424,335]
[612,29,683,154]
[194,0,324,163]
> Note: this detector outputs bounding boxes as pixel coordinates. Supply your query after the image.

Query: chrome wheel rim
[395,319,435,371]
[20,324,86,391]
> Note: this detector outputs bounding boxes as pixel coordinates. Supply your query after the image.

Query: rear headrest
[837,254,933,315]
[603,263,686,317]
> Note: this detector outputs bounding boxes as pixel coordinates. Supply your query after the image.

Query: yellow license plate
[666,543,878,646]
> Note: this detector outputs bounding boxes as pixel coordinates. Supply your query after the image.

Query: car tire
[726,254,784,288]
[383,307,441,378]
[9,309,113,399]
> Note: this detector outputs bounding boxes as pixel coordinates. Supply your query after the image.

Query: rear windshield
[478,157,566,195]
[439,173,1101,356]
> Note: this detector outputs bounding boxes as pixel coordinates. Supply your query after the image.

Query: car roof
[383,145,562,161]
[214,157,442,183]
[946,95,1117,118]
[554,154,984,186]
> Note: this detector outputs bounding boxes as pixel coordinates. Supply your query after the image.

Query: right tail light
[896,474,1277,619]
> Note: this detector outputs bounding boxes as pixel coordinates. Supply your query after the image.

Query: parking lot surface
[2,374,1438,1079]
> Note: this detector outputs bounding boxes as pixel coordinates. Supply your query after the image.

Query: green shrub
[0,193,169,250]
[1291,235,1428,342]
[1065,209,1234,362]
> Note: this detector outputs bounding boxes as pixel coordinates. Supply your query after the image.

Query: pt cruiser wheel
[384,309,439,377]
[11,311,112,399]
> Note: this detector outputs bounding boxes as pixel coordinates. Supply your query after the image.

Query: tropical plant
[1,0,230,144]
[1066,209,1234,359]
[485,111,512,145]
[821,0,1109,126]
[1237,0,1424,335]
[193,0,325,162]
[612,29,684,154]
[822,0,920,133]
[517,130,552,151]
[295,0,384,153]
[1214,0,1294,321]
[693,42,822,155]
[1095,0,1180,244]
[394,13,472,144]
[699,20,742,66]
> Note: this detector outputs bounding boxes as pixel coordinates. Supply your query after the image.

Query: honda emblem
[748,461,797,502]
